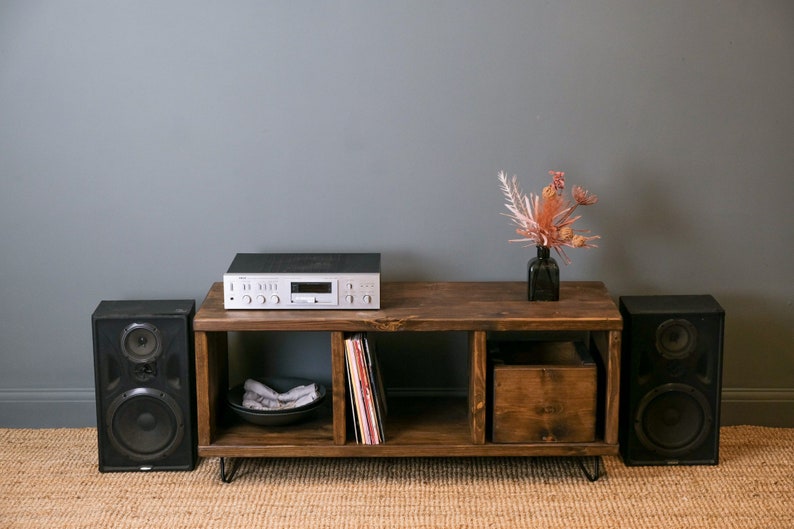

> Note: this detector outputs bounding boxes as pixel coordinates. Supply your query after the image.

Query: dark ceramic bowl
[226,377,326,426]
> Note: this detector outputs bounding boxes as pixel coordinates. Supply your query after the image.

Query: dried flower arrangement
[498,170,600,265]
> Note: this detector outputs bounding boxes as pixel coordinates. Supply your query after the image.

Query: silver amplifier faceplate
[223,253,380,310]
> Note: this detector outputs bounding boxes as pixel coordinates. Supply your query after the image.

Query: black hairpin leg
[219,457,239,483]
[577,456,602,482]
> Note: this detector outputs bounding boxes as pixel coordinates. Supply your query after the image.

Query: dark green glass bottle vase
[527,246,560,301]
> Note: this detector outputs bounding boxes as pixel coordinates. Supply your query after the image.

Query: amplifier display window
[291,282,333,294]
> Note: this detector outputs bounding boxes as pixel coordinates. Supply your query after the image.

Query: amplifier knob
[256,295,266,304]
[345,295,354,304]
[242,295,252,304]
[363,295,372,304]
[270,295,280,304]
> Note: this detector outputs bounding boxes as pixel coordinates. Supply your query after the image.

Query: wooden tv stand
[193,281,622,482]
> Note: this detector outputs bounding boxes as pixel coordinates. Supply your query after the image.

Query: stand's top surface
[193,281,622,332]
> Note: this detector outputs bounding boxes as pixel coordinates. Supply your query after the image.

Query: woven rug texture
[1,425,792,529]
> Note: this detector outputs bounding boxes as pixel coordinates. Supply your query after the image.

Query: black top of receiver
[226,253,381,274]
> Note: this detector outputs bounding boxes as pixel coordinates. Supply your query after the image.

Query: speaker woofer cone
[634,383,712,457]
[656,318,697,360]
[121,323,162,363]
[105,387,185,462]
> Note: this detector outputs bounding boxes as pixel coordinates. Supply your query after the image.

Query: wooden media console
[192,281,622,481]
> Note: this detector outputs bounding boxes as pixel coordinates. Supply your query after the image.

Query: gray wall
[1,1,792,427]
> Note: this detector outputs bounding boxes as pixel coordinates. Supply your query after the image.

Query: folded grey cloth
[242,379,320,410]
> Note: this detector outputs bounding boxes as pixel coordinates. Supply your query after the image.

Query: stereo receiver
[223,253,380,310]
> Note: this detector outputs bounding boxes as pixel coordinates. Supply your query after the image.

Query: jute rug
[1,426,791,528]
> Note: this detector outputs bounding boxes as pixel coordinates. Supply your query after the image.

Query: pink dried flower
[497,170,600,265]
[550,171,565,194]
[573,185,598,206]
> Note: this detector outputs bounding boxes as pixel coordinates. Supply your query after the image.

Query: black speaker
[92,300,197,472]
[618,295,724,466]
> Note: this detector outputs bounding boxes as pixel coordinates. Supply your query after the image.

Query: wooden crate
[490,341,597,443]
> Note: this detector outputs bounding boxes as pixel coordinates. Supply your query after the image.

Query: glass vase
[527,246,559,301]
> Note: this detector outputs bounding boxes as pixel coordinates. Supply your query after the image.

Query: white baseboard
[0,387,792,428]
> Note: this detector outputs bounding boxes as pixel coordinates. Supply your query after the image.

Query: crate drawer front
[492,364,597,443]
